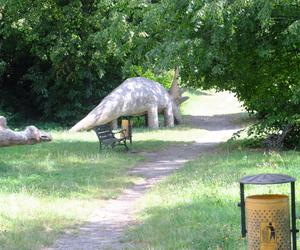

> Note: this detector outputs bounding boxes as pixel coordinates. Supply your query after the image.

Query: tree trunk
[0,116,52,147]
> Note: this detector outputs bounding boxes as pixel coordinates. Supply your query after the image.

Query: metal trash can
[238,174,298,250]
[246,194,290,250]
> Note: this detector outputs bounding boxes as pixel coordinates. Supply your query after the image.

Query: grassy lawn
[0,131,144,250]
[123,142,300,249]
[0,126,194,250]
[1,125,203,250]
[0,89,246,249]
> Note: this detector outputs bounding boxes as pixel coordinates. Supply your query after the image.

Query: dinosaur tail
[69,114,97,132]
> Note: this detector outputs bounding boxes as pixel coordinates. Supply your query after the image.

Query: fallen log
[0,116,52,147]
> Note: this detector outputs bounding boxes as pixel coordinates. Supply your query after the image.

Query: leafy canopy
[1,0,300,147]
[0,0,144,122]
[133,0,300,146]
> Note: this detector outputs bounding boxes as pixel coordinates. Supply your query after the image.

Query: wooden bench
[94,124,129,150]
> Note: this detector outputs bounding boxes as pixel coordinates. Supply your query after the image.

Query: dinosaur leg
[110,119,118,130]
[164,104,174,127]
[148,106,159,129]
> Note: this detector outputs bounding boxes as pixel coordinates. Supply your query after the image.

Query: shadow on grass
[123,198,247,250]
[130,112,249,133]
[183,112,250,131]
[0,161,12,173]
[0,139,185,199]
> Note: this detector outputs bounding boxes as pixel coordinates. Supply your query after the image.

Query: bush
[0,1,133,124]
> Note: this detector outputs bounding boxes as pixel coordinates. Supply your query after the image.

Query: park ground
[0,90,300,249]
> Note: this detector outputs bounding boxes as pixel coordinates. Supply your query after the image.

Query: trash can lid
[240,174,296,185]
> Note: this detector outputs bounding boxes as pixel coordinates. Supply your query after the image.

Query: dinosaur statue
[0,116,52,147]
[70,69,188,132]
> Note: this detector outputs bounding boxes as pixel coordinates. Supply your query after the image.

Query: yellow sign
[260,222,277,250]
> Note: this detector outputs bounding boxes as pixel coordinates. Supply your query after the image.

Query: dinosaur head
[25,126,52,143]
[169,68,189,105]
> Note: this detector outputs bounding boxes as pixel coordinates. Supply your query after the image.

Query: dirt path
[47,92,245,250]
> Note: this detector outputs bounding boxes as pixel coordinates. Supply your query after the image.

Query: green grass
[0,131,145,250]
[124,143,300,250]
[0,89,247,249]
[1,123,205,250]
[0,120,206,249]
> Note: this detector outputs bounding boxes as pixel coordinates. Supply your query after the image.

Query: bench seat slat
[93,124,129,150]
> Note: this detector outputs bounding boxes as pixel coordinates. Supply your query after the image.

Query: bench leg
[123,140,129,150]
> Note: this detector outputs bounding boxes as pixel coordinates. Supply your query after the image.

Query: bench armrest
[112,129,126,135]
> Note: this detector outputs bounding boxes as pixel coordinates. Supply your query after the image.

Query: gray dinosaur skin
[70,77,181,132]
[0,116,52,147]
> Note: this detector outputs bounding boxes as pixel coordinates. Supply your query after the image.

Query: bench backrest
[94,125,115,141]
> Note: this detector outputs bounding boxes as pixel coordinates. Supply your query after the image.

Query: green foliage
[133,0,300,147]
[0,0,178,124]
[0,0,144,124]
[2,0,300,146]
[128,65,173,89]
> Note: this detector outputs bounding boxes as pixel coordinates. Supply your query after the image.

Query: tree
[0,0,138,123]
[0,0,182,124]
[2,0,300,147]
[132,0,300,147]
